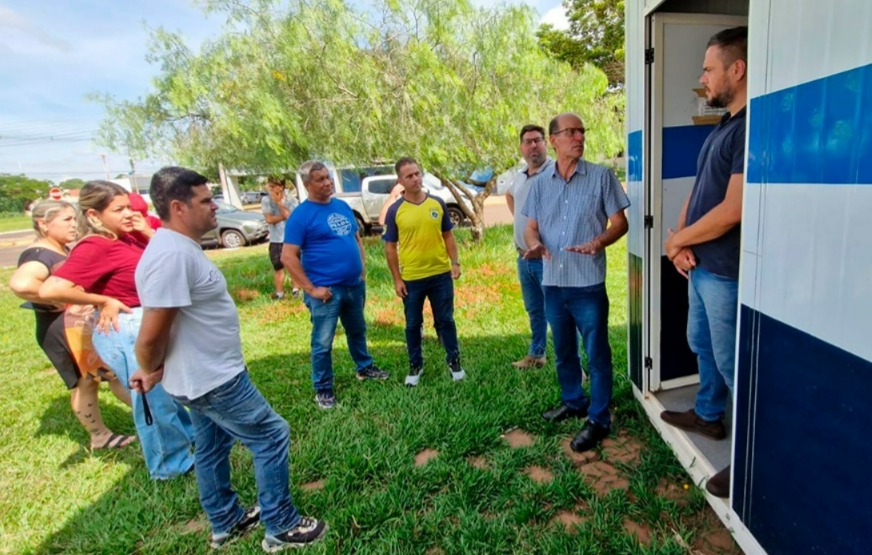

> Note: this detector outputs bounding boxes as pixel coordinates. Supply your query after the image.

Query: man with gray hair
[281,161,387,410]
[523,113,630,453]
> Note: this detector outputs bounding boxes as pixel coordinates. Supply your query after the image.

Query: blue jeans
[544,284,613,428]
[172,371,301,537]
[91,308,195,479]
[688,267,739,421]
[303,281,373,392]
[517,255,547,358]
[403,272,460,367]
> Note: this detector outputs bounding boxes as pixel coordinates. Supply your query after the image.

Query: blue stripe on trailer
[627,130,643,182]
[733,305,872,554]
[661,124,715,179]
[748,62,872,186]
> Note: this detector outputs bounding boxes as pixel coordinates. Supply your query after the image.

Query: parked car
[201,201,269,248]
[240,190,268,204]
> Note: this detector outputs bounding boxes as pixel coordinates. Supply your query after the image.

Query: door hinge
[644,356,653,370]
[644,48,655,65]
[644,215,654,228]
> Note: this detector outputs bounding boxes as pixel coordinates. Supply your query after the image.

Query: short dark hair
[519,124,545,141]
[394,156,419,175]
[708,26,748,67]
[150,166,209,220]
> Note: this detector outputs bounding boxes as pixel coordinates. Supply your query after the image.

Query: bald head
[548,112,586,161]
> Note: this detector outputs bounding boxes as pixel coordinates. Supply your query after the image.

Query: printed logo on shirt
[430,209,439,220]
[327,213,353,236]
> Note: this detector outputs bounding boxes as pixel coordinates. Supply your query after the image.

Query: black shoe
[356,365,389,381]
[569,420,610,453]
[261,517,327,552]
[706,465,731,498]
[542,403,588,422]
[210,505,261,549]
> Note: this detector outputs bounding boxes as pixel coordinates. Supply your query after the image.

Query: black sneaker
[405,365,423,387]
[448,359,466,382]
[261,517,327,552]
[315,390,336,409]
[356,365,389,381]
[210,505,261,549]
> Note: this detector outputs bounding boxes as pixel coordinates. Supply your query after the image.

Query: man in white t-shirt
[130,166,326,552]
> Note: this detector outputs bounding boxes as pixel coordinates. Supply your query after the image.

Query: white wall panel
[752,184,872,361]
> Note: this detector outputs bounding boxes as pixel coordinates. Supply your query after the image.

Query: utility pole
[100,153,110,179]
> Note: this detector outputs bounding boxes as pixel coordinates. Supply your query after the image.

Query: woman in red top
[40,181,194,480]
[9,200,135,450]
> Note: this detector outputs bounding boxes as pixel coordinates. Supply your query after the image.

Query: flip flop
[94,433,137,451]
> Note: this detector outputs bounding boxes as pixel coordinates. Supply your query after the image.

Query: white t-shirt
[135,228,245,399]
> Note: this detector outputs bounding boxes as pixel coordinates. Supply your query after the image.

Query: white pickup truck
[296,171,471,234]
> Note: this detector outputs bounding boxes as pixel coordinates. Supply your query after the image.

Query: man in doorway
[506,124,553,369]
[131,166,326,551]
[660,26,748,499]
[523,112,630,453]
[281,161,387,410]
[383,157,466,387]
[262,177,299,299]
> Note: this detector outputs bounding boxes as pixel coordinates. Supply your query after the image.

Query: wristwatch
[451,260,461,266]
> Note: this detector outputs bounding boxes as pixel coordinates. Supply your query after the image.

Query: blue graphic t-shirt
[284,199,362,287]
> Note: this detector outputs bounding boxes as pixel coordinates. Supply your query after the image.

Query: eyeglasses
[521,137,545,146]
[552,127,586,137]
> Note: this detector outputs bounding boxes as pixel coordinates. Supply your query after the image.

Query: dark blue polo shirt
[686,107,746,279]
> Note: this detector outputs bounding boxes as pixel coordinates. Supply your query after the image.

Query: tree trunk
[431,170,504,243]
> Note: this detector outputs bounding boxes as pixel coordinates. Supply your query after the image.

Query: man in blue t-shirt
[660,26,748,499]
[281,161,387,409]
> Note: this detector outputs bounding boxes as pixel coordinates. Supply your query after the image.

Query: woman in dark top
[9,200,135,450]
[40,181,195,480]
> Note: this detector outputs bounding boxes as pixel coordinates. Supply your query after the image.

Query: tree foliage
[538,0,624,86]
[59,178,86,190]
[0,174,53,213]
[96,0,623,240]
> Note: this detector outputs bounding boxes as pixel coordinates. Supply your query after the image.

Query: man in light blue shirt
[523,112,630,452]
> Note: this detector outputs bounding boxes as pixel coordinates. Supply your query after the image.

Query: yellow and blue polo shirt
[382,194,453,281]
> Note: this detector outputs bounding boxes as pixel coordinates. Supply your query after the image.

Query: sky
[0,0,568,183]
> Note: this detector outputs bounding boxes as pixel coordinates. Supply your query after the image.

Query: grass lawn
[0,213,33,233]
[0,225,739,554]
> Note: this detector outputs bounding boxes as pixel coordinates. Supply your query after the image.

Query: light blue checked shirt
[522,159,630,287]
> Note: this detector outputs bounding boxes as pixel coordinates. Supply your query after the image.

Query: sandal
[93,433,137,450]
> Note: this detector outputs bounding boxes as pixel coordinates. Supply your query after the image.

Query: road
[0,196,514,269]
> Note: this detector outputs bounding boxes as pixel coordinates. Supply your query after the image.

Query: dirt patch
[425,547,445,555]
[601,433,644,466]
[549,510,587,534]
[231,288,260,303]
[372,307,402,327]
[180,518,208,535]
[523,465,553,484]
[691,508,743,555]
[300,480,325,491]
[655,478,691,506]
[468,455,489,470]
[502,429,534,448]
[579,461,630,495]
[414,448,439,466]
[622,518,653,545]
[561,437,599,465]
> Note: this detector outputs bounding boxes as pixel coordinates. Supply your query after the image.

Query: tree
[538,0,625,86]
[0,174,53,213]
[96,0,623,241]
[59,178,86,190]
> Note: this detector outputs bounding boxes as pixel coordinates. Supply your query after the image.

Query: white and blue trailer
[625,0,872,553]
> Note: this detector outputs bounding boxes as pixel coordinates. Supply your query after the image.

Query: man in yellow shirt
[383,157,465,387]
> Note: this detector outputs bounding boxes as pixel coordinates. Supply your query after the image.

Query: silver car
[201,201,269,248]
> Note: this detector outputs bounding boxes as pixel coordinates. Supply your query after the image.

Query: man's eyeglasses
[552,127,586,137]
[521,137,545,147]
